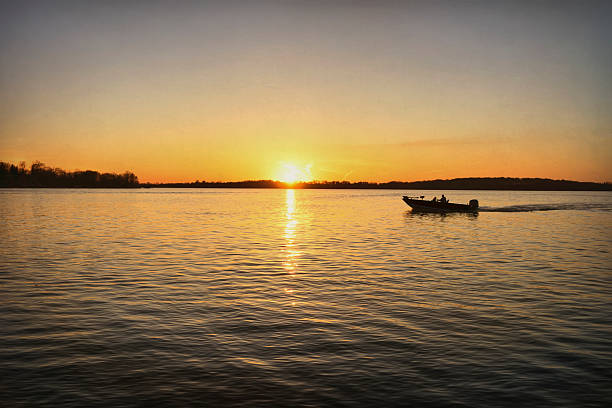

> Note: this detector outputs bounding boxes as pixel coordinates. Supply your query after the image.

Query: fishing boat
[402,195,479,213]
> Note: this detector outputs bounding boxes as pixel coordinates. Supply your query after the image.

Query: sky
[1,0,611,183]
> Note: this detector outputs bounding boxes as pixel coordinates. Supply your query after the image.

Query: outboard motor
[469,199,479,210]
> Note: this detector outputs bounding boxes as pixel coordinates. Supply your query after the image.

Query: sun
[277,162,312,184]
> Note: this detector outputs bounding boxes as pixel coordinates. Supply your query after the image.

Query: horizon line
[1,160,610,186]
[143,177,611,185]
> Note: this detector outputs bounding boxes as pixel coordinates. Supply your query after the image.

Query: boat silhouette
[403,195,479,213]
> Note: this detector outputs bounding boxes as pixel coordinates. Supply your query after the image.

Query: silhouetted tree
[0,160,139,188]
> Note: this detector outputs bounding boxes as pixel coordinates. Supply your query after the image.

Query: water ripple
[1,189,611,407]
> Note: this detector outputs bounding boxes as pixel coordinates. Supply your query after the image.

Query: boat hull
[402,197,478,213]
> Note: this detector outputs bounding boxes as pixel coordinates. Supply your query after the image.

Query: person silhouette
[432,196,437,202]
[440,194,447,203]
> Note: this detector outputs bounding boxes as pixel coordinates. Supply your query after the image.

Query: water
[1,189,611,407]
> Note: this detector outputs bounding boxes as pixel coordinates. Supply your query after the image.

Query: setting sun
[277,162,313,184]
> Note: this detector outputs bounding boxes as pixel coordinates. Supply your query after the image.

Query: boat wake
[479,203,612,212]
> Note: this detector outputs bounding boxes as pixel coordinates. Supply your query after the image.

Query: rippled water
[1,189,611,407]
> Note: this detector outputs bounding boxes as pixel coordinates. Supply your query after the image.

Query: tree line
[1,160,609,190]
[144,177,611,191]
[0,161,139,188]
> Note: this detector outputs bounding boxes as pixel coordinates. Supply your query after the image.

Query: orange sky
[1,1,611,182]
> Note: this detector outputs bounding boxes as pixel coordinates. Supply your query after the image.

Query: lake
[1,189,611,407]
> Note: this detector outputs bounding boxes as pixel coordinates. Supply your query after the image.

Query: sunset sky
[1,1,610,183]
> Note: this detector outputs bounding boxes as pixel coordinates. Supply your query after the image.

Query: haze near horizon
[1,1,611,183]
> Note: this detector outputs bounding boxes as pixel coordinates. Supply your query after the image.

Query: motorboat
[402,195,479,213]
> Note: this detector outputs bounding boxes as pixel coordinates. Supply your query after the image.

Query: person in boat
[440,194,447,203]
[432,196,437,202]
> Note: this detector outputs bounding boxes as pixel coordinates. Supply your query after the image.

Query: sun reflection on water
[284,189,299,305]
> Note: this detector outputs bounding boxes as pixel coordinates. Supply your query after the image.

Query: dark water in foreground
[1,189,611,407]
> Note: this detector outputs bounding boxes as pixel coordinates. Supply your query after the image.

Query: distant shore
[142,178,611,191]
[1,161,610,190]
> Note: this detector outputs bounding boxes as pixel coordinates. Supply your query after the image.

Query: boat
[402,195,479,213]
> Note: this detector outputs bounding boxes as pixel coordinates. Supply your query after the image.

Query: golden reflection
[284,189,300,269]
[285,188,295,220]
[284,189,299,305]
